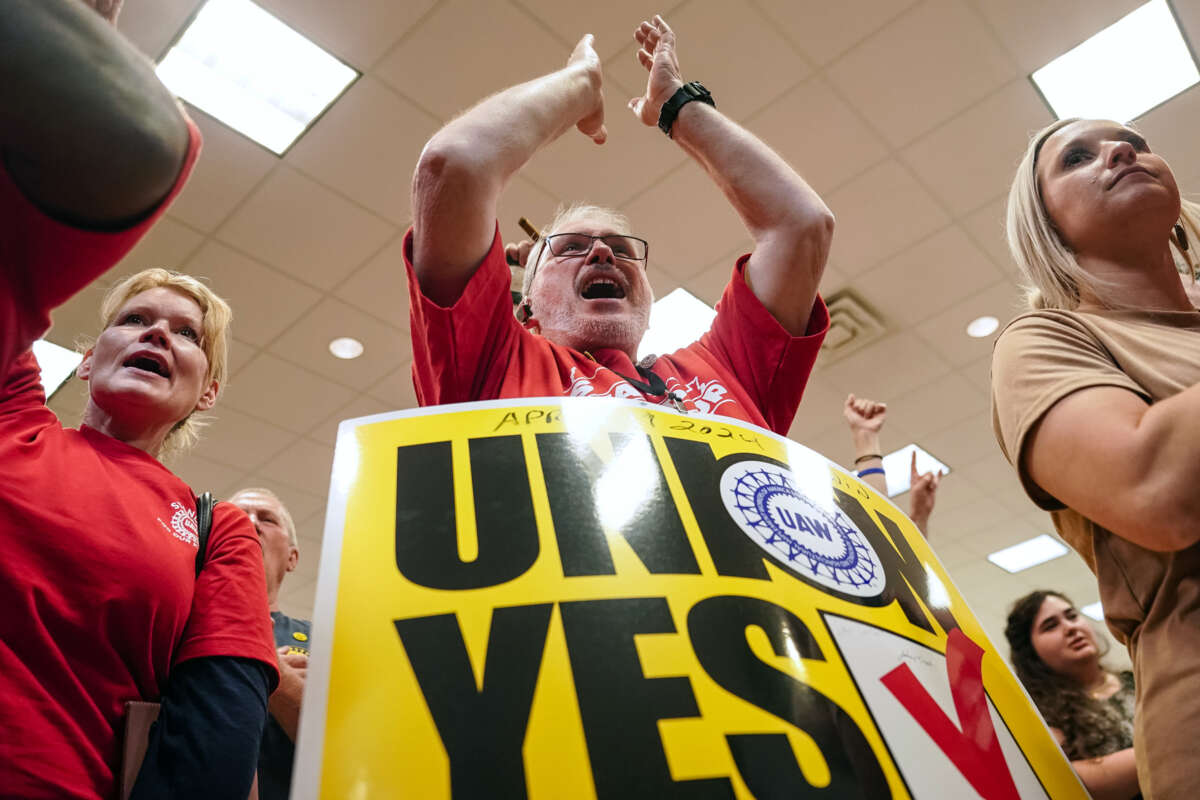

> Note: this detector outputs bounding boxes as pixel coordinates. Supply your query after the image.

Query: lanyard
[587,353,687,413]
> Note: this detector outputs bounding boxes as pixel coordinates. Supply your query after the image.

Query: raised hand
[567,34,607,144]
[505,239,536,268]
[80,0,123,25]
[629,15,684,126]
[843,393,887,435]
[908,450,943,534]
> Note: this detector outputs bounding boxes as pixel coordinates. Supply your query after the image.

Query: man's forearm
[412,46,603,304]
[669,101,833,333]
[1,0,189,226]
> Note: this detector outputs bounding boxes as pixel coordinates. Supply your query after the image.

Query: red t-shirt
[0,120,278,799]
[405,226,829,434]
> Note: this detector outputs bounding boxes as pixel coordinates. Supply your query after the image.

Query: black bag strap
[194,491,214,578]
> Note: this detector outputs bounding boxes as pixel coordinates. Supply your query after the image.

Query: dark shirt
[259,611,312,800]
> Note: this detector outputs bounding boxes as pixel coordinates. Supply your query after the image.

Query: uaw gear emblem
[719,460,886,597]
[165,501,199,548]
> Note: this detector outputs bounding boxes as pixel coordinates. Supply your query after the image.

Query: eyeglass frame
[522,232,650,310]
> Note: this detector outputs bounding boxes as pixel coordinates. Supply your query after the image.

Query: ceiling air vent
[819,288,888,364]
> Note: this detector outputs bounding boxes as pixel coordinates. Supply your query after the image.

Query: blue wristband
[857,467,885,478]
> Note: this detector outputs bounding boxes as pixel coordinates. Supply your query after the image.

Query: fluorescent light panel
[32,339,83,399]
[1081,601,1105,621]
[880,444,950,498]
[1032,0,1199,122]
[156,0,357,154]
[637,288,717,361]
[987,534,1069,573]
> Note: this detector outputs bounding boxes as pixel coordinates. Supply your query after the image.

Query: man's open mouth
[580,277,626,299]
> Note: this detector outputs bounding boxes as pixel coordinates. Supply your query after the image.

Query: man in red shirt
[406,16,833,435]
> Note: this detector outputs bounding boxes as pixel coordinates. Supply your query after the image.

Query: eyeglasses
[544,233,649,264]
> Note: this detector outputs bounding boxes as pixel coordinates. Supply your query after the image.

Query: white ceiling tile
[47,216,206,346]
[786,377,851,443]
[603,0,813,123]
[824,160,950,277]
[169,452,249,498]
[228,338,258,378]
[333,233,410,328]
[373,0,568,120]
[961,195,1016,275]
[170,106,278,233]
[287,77,440,225]
[643,264,683,304]
[215,166,396,290]
[924,470,985,515]
[512,0,689,60]
[621,163,754,280]
[827,0,1017,147]
[309,393,396,446]
[901,79,1053,213]
[820,331,953,400]
[519,93,689,210]
[189,405,296,473]
[913,280,1024,366]
[183,240,322,346]
[366,362,419,409]
[267,296,410,391]
[277,577,316,621]
[221,352,356,433]
[117,0,202,59]
[918,410,998,468]
[257,437,337,497]
[959,353,993,394]
[496,175,564,249]
[757,0,918,66]
[885,370,988,440]
[855,225,1004,328]
[255,0,437,68]
[745,76,890,195]
[972,0,1143,73]
[683,257,739,308]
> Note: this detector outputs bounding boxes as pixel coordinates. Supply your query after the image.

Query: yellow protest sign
[293,398,1088,800]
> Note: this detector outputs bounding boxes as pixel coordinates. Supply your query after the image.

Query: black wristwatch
[657,81,715,138]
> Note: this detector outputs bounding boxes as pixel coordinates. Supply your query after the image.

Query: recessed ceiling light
[1031,0,1199,122]
[32,339,83,399]
[878,444,951,498]
[1081,601,1105,621]
[966,315,999,338]
[637,288,717,361]
[329,337,364,359]
[987,534,1069,573]
[156,0,358,154]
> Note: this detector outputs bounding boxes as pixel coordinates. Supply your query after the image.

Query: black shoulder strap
[194,491,214,578]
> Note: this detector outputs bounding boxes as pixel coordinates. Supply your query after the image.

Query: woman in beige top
[992,118,1200,800]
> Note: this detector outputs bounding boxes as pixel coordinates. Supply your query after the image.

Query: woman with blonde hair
[1,2,276,797]
[992,117,1200,799]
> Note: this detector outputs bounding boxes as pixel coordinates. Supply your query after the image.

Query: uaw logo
[719,460,886,597]
[157,501,199,548]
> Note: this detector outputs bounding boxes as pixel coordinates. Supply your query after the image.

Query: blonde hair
[229,487,298,549]
[1007,118,1200,310]
[519,202,633,303]
[89,268,232,455]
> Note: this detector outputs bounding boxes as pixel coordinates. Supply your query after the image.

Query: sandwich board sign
[293,398,1088,800]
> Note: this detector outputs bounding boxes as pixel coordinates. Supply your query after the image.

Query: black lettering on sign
[394,437,539,590]
[831,490,963,637]
[687,596,891,799]
[537,432,701,577]
[559,598,734,799]
[393,604,553,799]
[664,439,774,581]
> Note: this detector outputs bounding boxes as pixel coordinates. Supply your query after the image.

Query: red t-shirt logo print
[880,629,1021,800]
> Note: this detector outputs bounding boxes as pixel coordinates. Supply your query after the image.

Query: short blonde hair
[229,487,298,549]
[519,202,633,303]
[91,268,233,454]
[1007,118,1200,310]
